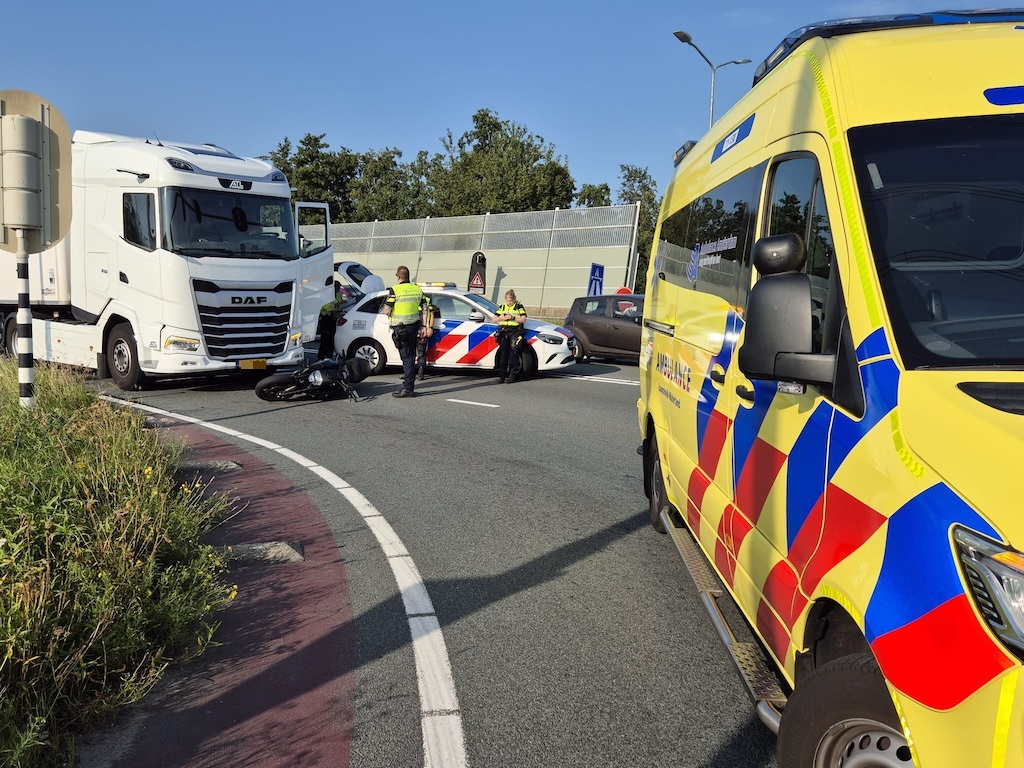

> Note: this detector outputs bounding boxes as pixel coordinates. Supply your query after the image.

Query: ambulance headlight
[954,527,1024,653]
[164,336,201,352]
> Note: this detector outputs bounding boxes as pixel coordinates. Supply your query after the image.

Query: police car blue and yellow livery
[638,11,1024,767]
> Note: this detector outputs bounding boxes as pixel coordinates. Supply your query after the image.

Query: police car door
[726,143,838,659]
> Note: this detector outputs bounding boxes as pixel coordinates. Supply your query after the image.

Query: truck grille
[193,279,293,360]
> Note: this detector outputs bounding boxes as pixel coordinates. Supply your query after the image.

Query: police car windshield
[850,114,1024,370]
[161,188,298,260]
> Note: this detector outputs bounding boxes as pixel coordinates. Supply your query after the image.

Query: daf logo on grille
[231,296,268,304]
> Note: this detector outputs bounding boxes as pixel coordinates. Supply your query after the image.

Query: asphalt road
[100,359,778,768]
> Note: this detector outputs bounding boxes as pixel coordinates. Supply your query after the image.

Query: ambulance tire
[646,434,668,534]
[777,653,912,768]
[107,323,145,391]
[349,338,386,376]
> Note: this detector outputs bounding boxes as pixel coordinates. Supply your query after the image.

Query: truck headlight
[164,336,201,352]
[291,331,303,346]
[954,526,1024,653]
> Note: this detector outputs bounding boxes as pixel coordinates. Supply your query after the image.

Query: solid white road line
[101,396,469,768]
[446,398,501,407]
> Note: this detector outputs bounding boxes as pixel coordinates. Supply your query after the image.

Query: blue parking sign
[588,263,604,296]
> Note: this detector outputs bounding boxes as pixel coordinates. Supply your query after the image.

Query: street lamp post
[673,30,751,129]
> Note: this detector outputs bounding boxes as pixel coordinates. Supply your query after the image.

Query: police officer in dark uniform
[384,266,431,398]
[495,289,527,383]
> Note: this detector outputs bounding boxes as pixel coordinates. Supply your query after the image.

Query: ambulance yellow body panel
[638,11,1024,767]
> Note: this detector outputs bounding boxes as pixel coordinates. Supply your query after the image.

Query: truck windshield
[850,114,1024,369]
[161,187,298,261]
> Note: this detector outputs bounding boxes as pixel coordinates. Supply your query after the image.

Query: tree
[576,183,612,208]
[350,148,419,222]
[616,165,661,290]
[429,109,575,215]
[267,134,359,222]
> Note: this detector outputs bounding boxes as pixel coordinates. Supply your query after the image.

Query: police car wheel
[646,434,668,534]
[519,348,537,378]
[349,339,385,376]
[777,653,912,768]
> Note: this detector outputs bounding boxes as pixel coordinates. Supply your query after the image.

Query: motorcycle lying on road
[254,355,371,402]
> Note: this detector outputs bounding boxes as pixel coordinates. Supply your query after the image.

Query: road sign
[587,263,604,296]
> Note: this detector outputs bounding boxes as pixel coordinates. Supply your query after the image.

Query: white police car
[334,283,577,376]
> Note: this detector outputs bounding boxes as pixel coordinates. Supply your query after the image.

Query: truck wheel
[777,653,913,767]
[3,317,16,358]
[349,339,385,376]
[646,433,668,533]
[107,323,144,391]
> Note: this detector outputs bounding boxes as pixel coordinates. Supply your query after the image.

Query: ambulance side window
[766,156,834,352]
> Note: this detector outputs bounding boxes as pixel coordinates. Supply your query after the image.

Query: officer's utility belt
[391,321,421,341]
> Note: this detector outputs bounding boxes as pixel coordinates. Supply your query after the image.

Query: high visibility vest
[388,282,425,326]
[497,301,526,327]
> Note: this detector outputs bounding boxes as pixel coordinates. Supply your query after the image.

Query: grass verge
[0,361,233,766]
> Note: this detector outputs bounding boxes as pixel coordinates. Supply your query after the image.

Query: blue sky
[7,0,952,204]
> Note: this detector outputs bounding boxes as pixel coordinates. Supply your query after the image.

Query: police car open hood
[900,371,1024,545]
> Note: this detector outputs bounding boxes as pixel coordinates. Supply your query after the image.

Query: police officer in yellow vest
[495,289,527,383]
[384,266,432,398]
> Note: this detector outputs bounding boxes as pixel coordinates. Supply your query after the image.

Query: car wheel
[519,347,537,378]
[573,338,586,363]
[107,322,145,391]
[646,433,668,534]
[777,653,912,768]
[349,338,386,376]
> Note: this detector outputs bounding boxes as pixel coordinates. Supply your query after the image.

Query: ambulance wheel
[349,338,385,376]
[646,434,668,534]
[777,653,912,768]
[107,323,145,391]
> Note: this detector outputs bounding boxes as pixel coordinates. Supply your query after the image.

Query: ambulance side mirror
[739,234,836,386]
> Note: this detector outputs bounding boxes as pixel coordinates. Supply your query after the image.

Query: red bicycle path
[76,422,355,768]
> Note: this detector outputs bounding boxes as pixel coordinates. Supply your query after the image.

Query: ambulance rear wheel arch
[778,653,911,767]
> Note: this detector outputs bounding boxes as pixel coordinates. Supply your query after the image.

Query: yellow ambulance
[638,10,1024,767]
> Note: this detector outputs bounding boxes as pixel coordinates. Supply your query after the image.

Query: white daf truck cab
[0,130,334,389]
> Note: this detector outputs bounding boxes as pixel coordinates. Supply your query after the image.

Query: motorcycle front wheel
[254,374,303,401]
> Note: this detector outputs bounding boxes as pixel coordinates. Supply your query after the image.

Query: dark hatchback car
[562,293,644,362]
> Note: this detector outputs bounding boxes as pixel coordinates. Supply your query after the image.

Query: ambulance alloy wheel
[349,338,385,376]
[777,653,913,767]
[646,434,668,534]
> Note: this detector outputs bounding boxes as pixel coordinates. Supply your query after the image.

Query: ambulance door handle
[736,384,755,402]
[710,368,726,385]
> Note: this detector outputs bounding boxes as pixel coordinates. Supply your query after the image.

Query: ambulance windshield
[850,114,1024,369]
[161,188,299,261]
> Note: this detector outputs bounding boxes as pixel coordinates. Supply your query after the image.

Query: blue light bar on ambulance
[753,9,1024,85]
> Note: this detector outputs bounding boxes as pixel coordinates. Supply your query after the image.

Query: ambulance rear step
[660,509,788,734]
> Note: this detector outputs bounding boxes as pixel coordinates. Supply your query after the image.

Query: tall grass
[0,361,233,767]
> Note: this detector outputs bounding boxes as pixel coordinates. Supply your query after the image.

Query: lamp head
[673,30,692,45]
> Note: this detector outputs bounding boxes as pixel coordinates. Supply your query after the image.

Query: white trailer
[0,130,334,389]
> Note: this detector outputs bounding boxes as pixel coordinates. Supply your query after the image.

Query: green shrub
[0,361,232,766]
